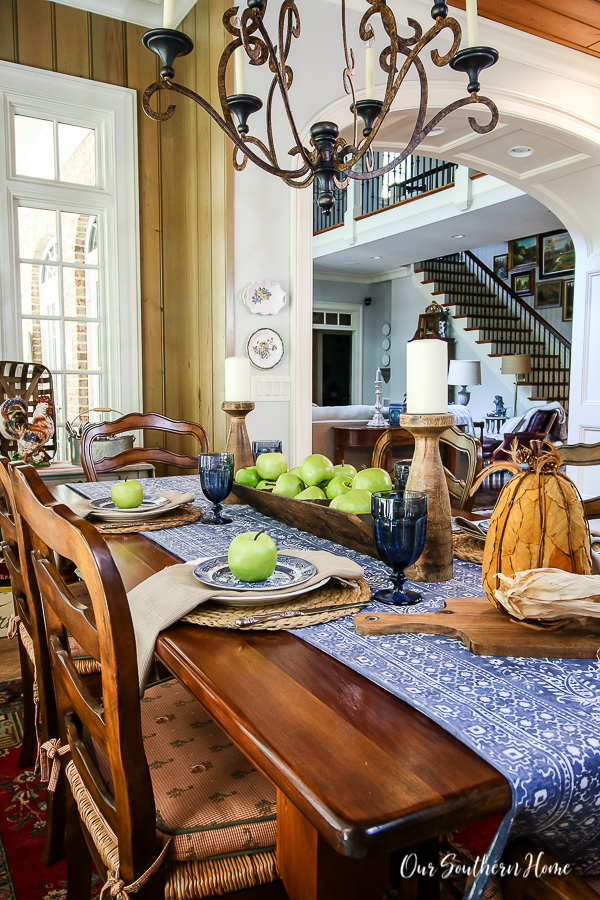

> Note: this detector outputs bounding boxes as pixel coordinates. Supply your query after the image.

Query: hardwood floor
[0,633,22,682]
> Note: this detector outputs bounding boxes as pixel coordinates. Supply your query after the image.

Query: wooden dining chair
[12,463,278,900]
[372,425,483,511]
[79,412,210,481]
[557,440,600,519]
[1,458,102,865]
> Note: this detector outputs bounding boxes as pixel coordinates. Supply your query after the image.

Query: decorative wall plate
[243,281,286,316]
[382,323,391,336]
[247,328,284,369]
[382,354,390,366]
[382,338,391,351]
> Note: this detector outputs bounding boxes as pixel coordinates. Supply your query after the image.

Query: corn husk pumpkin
[472,441,592,610]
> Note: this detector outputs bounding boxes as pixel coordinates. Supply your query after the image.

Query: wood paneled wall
[0,0,233,454]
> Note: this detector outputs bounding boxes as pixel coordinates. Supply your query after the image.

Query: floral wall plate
[247,328,284,369]
[243,281,287,316]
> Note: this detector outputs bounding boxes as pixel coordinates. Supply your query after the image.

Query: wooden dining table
[53,484,511,900]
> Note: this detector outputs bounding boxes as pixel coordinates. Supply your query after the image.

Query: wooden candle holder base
[400,412,455,583]
[222,401,255,505]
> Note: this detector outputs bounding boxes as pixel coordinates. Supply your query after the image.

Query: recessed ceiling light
[452,234,465,239]
[371,256,382,259]
[343,261,359,266]
[428,126,447,137]
[507,145,536,158]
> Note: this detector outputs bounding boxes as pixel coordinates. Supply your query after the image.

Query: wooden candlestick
[222,401,255,505]
[400,412,455,583]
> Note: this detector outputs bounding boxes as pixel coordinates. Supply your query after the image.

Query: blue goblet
[371,490,428,606]
[198,453,234,525]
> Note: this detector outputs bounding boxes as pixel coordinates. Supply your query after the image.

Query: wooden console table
[333,425,413,466]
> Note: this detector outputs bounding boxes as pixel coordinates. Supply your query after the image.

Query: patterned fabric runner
[67,477,600,898]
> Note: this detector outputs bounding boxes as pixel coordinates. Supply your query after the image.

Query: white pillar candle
[465,0,479,48]
[224,357,251,401]
[163,0,175,29]
[234,45,246,95]
[365,41,375,100]
[406,339,448,414]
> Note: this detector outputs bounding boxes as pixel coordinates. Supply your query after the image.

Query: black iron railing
[313,185,347,234]
[360,154,456,217]
[419,252,571,410]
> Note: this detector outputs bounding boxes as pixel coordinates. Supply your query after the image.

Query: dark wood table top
[53,485,511,862]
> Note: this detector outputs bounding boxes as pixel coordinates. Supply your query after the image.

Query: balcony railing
[312,153,456,234]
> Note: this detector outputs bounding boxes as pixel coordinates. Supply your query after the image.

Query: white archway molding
[290,78,600,471]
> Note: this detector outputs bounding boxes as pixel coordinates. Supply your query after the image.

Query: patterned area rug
[0,680,101,900]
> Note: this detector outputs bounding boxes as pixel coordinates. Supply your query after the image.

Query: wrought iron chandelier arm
[143,80,308,180]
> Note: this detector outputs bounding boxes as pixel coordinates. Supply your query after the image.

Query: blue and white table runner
[68,476,600,898]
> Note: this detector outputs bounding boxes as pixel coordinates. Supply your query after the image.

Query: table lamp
[447,359,481,406]
[400,337,454,584]
[501,354,532,417]
[222,357,254,503]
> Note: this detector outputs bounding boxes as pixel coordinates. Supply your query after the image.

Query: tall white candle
[376,367,382,382]
[406,339,448,414]
[234,45,246,95]
[224,357,251,401]
[163,0,175,29]
[465,0,479,48]
[365,41,375,99]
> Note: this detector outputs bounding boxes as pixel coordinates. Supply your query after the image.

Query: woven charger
[182,576,370,630]
[453,532,484,565]
[91,504,202,534]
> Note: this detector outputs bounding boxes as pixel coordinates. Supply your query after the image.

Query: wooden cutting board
[354,597,600,658]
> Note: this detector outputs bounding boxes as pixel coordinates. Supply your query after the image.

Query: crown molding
[47,0,196,29]
[314,266,411,284]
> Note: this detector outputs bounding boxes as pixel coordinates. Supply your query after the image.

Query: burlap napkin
[66,490,195,520]
[126,549,364,692]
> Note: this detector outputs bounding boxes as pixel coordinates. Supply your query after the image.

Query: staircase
[414,252,571,411]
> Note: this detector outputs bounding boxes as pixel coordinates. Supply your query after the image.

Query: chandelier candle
[465,0,479,47]
[400,337,454,583]
[365,38,375,100]
[234,36,246,94]
[162,0,175,29]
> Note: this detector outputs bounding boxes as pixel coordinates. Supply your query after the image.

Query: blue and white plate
[193,555,316,593]
[89,495,169,512]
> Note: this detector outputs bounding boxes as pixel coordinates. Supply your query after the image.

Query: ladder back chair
[12,464,278,900]
[372,426,483,512]
[80,412,210,481]
[557,440,600,519]
[2,459,103,866]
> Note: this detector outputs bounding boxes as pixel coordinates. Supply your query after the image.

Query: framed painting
[509,235,538,270]
[511,269,534,295]
[535,280,562,309]
[563,279,574,321]
[539,230,575,279]
[493,253,508,280]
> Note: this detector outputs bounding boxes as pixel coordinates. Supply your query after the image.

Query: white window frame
[312,300,363,405]
[0,60,141,431]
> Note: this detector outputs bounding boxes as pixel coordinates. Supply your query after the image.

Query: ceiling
[448,0,600,60]
[313,193,564,280]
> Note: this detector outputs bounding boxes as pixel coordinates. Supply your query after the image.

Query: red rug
[0,680,102,899]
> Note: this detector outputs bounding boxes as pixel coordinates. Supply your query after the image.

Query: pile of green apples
[235,452,393,515]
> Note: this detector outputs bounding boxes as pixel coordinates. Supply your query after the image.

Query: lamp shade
[447,359,481,386]
[501,354,532,376]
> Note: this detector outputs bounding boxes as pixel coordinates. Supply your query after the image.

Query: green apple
[228,530,278,582]
[300,453,334,486]
[296,486,326,500]
[110,479,143,509]
[234,466,261,488]
[256,480,276,491]
[325,474,353,500]
[330,489,372,514]
[352,467,393,494]
[256,452,288,481]
[333,464,357,479]
[273,473,304,498]
[288,466,304,479]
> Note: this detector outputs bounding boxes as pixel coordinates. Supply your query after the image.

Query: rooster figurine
[0,395,54,464]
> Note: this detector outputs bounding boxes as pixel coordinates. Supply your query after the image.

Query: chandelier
[142,0,499,213]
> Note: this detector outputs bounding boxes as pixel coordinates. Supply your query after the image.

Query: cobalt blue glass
[393,462,411,491]
[252,440,283,463]
[198,452,234,524]
[371,490,428,606]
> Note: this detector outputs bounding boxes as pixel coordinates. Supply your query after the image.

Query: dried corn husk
[472,442,592,609]
[495,568,600,621]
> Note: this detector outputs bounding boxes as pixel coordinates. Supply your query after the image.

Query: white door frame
[313,300,363,406]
